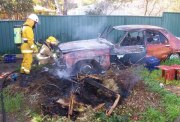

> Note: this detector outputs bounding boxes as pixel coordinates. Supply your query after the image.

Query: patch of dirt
[115,80,161,121]
[0,60,21,74]
[165,85,180,96]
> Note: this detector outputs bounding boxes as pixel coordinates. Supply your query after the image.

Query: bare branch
[148,0,157,16]
[54,0,62,15]
[144,0,149,16]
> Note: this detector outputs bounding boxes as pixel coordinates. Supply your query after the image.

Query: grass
[0,88,24,113]
[141,107,166,122]
[94,112,129,122]
[161,58,180,65]
[139,67,180,122]
[30,114,64,122]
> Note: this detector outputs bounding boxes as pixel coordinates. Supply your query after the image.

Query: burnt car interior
[100,26,146,65]
[120,31,144,46]
[100,26,145,46]
[145,30,169,44]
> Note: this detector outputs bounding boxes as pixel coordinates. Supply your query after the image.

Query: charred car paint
[59,39,111,74]
[58,25,180,74]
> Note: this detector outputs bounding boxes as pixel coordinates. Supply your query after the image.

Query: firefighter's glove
[33,45,38,53]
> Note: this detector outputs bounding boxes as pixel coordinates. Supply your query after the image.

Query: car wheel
[79,62,94,74]
[169,53,180,59]
[73,60,102,75]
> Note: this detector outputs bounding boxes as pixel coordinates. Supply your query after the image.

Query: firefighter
[36,36,59,65]
[20,14,39,86]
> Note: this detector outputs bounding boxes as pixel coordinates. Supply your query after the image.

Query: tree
[63,0,68,15]
[168,0,180,12]
[86,1,109,15]
[85,0,132,15]
[0,0,34,20]
[143,0,163,16]
[36,0,76,15]
[54,0,77,15]
[54,0,62,15]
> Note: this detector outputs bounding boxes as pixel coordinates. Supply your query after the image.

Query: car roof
[113,25,164,31]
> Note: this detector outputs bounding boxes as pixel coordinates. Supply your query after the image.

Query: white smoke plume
[73,17,108,40]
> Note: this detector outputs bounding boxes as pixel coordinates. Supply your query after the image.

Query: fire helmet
[28,14,39,23]
[46,36,59,45]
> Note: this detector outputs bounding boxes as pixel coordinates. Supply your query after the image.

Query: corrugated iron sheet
[163,12,180,36]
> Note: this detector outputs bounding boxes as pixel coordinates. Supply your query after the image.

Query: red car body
[59,25,180,73]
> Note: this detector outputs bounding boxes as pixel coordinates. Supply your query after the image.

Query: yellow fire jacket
[21,19,37,53]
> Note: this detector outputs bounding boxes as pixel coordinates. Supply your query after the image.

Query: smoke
[73,17,108,40]
[55,69,71,78]
[47,58,72,79]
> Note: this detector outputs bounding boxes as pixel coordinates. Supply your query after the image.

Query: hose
[0,70,19,122]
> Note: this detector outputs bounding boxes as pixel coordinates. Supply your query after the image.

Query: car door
[145,29,172,60]
[112,30,146,65]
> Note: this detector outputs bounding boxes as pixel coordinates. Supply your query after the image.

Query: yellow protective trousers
[20,53,33,74]
[20,19,36,74]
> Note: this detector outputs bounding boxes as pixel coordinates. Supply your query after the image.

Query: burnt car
[58,25,180,74]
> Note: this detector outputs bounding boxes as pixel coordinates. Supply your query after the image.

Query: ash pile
[36,66,140,119]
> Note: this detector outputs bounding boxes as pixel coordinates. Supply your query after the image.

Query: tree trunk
[144,0,149,16]
[54,0,62,15]
[63,0,68,15]
[148,0,157,16]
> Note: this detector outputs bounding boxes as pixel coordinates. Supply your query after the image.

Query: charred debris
[35,65,140,120]
[2,61,141,120]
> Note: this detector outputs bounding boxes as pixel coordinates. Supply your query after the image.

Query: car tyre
[73,60,102,75]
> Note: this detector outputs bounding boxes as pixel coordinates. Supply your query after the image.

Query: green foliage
[161,58,180,66]
[26,109,64,122]
[33,0,56,10]
[85,0,132,15]
[162,93,180,105]
[95,112,129,122]
[0,0,34,19]
[31,114,45,122]
[165,104,180,122]
[0,88,24,113]
[141,107,166,122]
[31,114,63,122]
[139,68,180,122]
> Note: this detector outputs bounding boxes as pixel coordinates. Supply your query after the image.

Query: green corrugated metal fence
[0,12,180,54]
[163,13,180,37]
[0,21,23,54]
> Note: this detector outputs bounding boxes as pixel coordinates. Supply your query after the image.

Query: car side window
[159,32,168,44]
[146,30,168,44]
[106,29,125,44]
[121,31,144,46]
